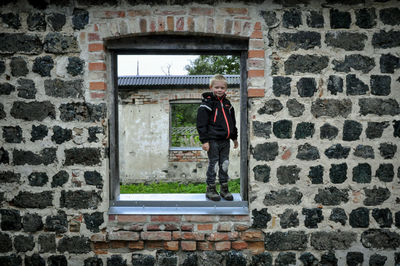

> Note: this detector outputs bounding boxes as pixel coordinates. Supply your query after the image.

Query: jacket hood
[202,91,226,100]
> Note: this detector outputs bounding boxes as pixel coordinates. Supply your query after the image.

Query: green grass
[120,179,240,194]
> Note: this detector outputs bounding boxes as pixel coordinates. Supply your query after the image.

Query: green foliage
[185,55,240,75]
[171,103,198,127]
[120,179,240,194]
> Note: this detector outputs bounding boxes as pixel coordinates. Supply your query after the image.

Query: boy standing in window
[197,74,238,201]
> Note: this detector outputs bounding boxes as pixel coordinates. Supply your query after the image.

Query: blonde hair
[209,74,228,88]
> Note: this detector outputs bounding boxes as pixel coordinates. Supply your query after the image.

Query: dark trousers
[206,139,230,185]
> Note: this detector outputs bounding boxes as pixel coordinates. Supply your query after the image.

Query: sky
[118,55,199,76]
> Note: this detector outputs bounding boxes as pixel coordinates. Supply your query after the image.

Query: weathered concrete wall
[0,0,400,265]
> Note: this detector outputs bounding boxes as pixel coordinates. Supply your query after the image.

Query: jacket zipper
[214,108,218,123]
[220,100,230,139]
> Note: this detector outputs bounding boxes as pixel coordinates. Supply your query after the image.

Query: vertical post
[240,51,248,201]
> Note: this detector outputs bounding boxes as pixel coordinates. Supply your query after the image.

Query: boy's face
[210,80,227,98]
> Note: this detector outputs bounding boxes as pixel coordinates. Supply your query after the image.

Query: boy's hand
[202,142,209,151]
[233,140,238,149]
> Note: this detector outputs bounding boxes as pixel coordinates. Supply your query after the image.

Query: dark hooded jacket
[196,92,238,143]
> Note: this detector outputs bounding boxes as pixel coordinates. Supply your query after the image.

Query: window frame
[107,34,249,214]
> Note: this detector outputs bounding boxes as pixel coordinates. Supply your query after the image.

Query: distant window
[170,101,201,148]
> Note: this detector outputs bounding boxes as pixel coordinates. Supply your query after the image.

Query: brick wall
[0,0,399,265]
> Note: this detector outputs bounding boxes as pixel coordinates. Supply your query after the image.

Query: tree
[185,55,240,75]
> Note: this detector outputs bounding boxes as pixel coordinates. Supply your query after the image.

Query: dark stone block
[376,163,394,182]
[325,31,367,51]
[273,120,292,138]
[84,212,104,232]
[277,165,300,184]
[156,251,177,266]
[380,53,400,73]
[45,211,67,233]
[352,163,371,183]
[32,56,53,77]
[64,148,101,166]
[308,165,323,184]
[0,148,10,164]
[369,254,387,266]
[258,99,283,115]
[285,55,329,74]
[47,13,66,31]
[0,33,43,54]
[10,57,28,77]
[396,211,400,228]
[51,126,72,144]
[295,122,314,139]
[366,121,389,139]
[379,142,397,159]
[59,102,106,122]
[343,120,362,141]
[260,10,279,28]
[107,255,127,266]
[84,257,103,266]
[31,125,48,141]
[132,254,155,266]
[0,61,4,74]
[361,229,400,249]
[252,142,278,161]
[1,13,21,29]
[333,54,375,74]
[286,99,304,117]
[264,188,303,206]
[253,121,271,139]
[25,254,45,266]
[380,7,400,25]
[253,165,270,183]
[3,126,23,143]
[27,0,48,9]
[88,126,104,143]
[299,253,318,266]
[297,78,317,97]
[311,231,356,250]
[282,9,302,28]
[14,234,34,252]
[0,103,5,120]
[330,9,351,29]
[306,11,323,28]
[329,163,348,184]
[13,148,56,166]
[275,252,295,266]
[13,191,53,209]
[311,98,352,118]
[370,75,391,96]
[350,207,369,228]
[0,254,22,266]
[0,83,15,95]
[265,231,307,250]
[273,76,291,96]
[314,187,349,206]
[252,208,271,228]
[57,236,91,254]
[28,172,48,186]
[0,209,21,230]
[251,252,272,266]
[394,120,400,138]
[43,33,79,54]
[346,74,369,95]
[278,31,321,50]
[51,170,69,188]
[22,213,43,232]
[11,101,55,121]
[27,12,46,31]
[45,79,83,98]
[279,209,299,229]
[72,8,89,30]
[356,8,376,28]
[346,252,363,266]
[226,251,246,266]
[372,208,393,228]
[296,143,320,161]
[330,208,347,225]
[320,252,337,266]
[327,75,343,95]
[303,208,323,228]
[364,187,390,206]
[0,171,20,183]
[359,98,400,116]
[372,30,400,48]
[48,255,67,266]
[39,233,56,253]
[17,79,36,99]
[67,57,84,76]
[60,190,102,210]
[320,123,338,140]
[324,144,350,159]
[0,232,12,252]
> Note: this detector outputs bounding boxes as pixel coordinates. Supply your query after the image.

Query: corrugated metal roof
[118,75,240,88]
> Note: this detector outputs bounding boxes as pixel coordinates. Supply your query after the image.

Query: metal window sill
[109,193,248,215]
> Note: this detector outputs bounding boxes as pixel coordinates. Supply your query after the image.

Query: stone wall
[0,0,399,265]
